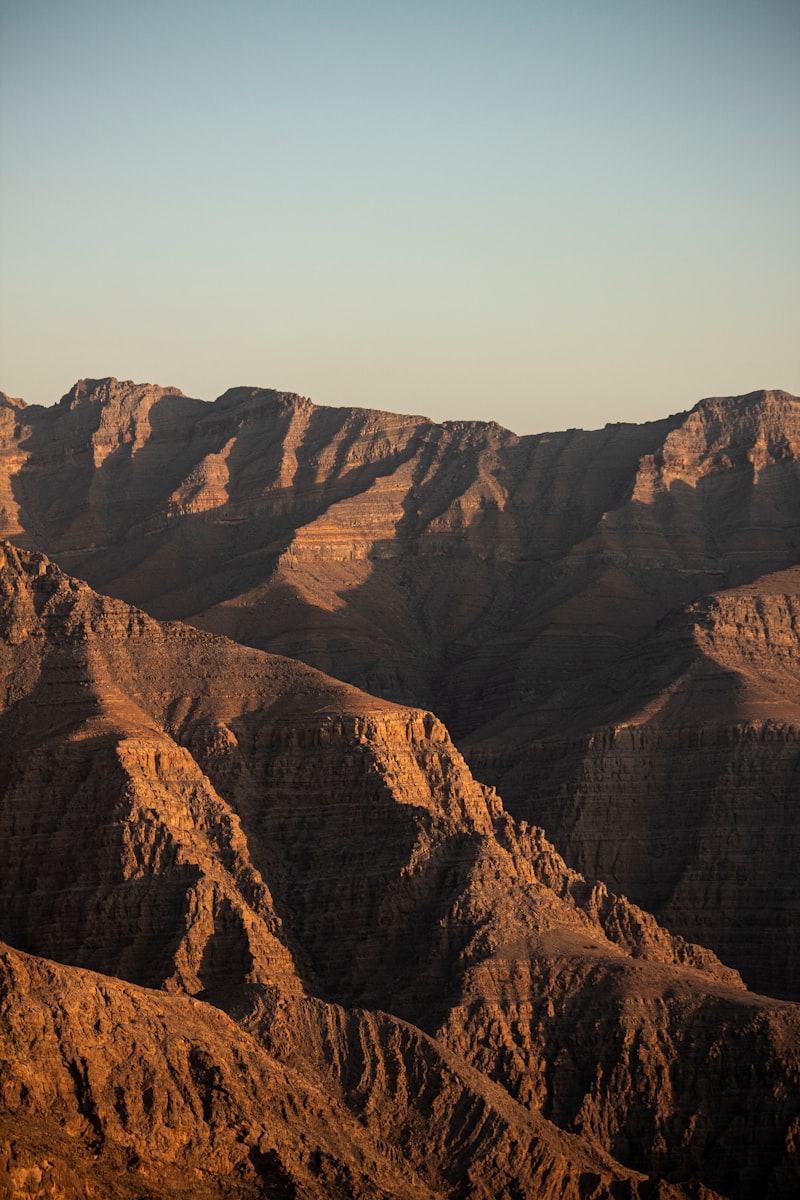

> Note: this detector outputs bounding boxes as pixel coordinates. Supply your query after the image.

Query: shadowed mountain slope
[0,377,687,709]
[1,543,800,1198]
[468,570,800,999]
[3,380,800,998]
[4,381,800,726]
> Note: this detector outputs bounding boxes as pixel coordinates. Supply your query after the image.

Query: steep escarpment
[0,540,733,1006]
[0,376,685,709]
[2,544,800,1198]
[0,941,414,1200]
[6,380,800,740]
[5,381,799,728]
[0,392,28,541]
[0,379,437,656]
[472,573,800,999]
[3,382,799,741]
[5,379,800,1006]
[436,952,800,1200]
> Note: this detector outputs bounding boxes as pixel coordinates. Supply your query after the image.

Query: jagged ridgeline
[1,382,800,1198]
[3,380,800,997]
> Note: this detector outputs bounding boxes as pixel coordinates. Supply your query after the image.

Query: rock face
[479,573,800,1000]
[1,543,800,1198]
[4,379,800,999]
[0,378,688,708]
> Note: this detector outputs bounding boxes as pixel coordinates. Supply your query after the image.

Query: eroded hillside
[2,380,800,997]
[1,543,799,1198]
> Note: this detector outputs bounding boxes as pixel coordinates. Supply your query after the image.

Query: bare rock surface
[1,544,800,1198]
[5,379,800,1000]
[475,572,800,998]
[0,378,685,707]
[3,941,677,1200]
[4,382,798,718]
[15,379,786,1004]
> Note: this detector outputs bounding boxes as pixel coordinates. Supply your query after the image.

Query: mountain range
[1,378,800,1197]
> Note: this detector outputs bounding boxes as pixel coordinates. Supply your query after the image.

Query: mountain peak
[0,392,26,411]
[58,377,186,410]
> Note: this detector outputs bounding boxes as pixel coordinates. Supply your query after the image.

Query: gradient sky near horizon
[1,0,797,433]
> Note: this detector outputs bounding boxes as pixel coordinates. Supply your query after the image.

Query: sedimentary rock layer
[1,544,800,1198]
[472,573,800,998]
[3,379,800,998]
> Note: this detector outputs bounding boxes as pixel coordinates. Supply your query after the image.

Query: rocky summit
[1,380,800,1197]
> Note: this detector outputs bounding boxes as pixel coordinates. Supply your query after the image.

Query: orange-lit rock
[1,543,800,1198]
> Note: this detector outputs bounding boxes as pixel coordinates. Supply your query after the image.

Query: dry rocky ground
[1,380,800,1196]
[0,542,798,1198]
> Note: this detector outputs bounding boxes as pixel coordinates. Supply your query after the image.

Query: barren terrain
[2,381,800,1196]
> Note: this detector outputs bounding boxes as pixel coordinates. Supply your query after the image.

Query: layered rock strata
[473,572,800,999]
[5,382,800,1001]
[4,382,800,726]
[1,544,800,1197]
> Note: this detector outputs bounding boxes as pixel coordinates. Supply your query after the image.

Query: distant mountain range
[2,379,800,1197]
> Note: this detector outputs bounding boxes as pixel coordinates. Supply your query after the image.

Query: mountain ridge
[3,541,800,1196]
[2,379,800,997]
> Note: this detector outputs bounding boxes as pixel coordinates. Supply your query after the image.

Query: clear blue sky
[1,0,797,432]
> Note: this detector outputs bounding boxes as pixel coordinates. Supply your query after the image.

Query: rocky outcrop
[0,377,687,707]
[5,379,800,991]
[4,379,800,1003]
[2,543,800,1198]
[8,940,687,1200]
[3,381,799,714]
[4,380,798,717]
[475,574,800,999]
[0,941,411,1200]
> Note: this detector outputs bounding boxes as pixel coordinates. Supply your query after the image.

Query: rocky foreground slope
[2,379,800,1000]
[1,542,800,1198]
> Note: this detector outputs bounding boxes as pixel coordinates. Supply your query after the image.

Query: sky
[0,0,797,434]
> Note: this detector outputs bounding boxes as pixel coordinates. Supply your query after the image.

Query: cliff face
[0,377,686,708]
[4,379,800,1004]
[5,382,800,719]
[475,574,800,999]
[1,543,800,1199]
